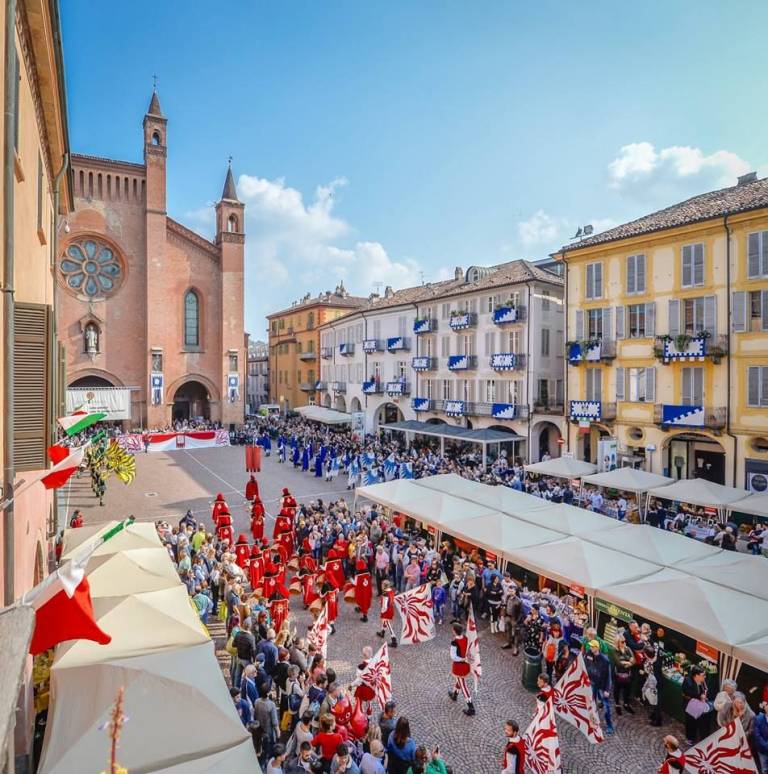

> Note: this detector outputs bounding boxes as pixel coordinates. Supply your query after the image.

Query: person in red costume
[501,720,525,774]
[281,487,297,509]
[234,534,250,570]
[449,621,475,716]
[250,498,265,541]
[276,531,294,561]
[354,559,372,623]
[215,508,233,546]
[323,551,345,590]
[268,592,289,633]
[321,581,339,635]
[353,645,376,715]
[211,493,228,524]
[249,544,264,590]
[272,510,292,541]
[245,475,259,502]
[376,580,397,647]
[299,568,320,608]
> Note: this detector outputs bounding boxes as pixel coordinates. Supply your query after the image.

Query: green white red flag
[57,410,107,437]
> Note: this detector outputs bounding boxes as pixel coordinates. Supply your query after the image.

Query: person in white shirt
[616,496,627,521]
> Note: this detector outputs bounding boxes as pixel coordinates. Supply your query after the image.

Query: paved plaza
[68,446,685,773]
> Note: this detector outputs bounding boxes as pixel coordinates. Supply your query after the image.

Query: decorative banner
[339,342,354,355]
[448,355,469,370]
[493,306,518,324]
[362,380,380,395]
[358,643,392,709]
[66,387,131,420]
[523,695,562,774]
[570,400,602,421]
[150,373,163,406]
[466,604,482,692]
[308,603,330,659]
[449,312,472,330]
[393,583,435,645]
[663,335,706,362]
[490,353,517,370]
[695,641,719,664]
[363,339,380,353]
[661,404,705,427]
[553,653,604,744]
[491,403,516,420]
[116,430,230,453]
[412,318,434,334]
[682,719,757,774]
[568,341,601,363]
[228,373,239,403]
[411,397,431,412]
[386,336,407,351]
[386,381,408,396]
[411,357,433,371]
[444,400,465,417]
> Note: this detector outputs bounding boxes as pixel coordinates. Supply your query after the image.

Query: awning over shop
[296,405,352,424]
[86,548,182,598]
[582,467,674,494]
[381,420,524,443]
[524,457,597,478]
[678,551,768,602]
[646,478,753,510]
[60,520,161,560]
[726,491,768,519]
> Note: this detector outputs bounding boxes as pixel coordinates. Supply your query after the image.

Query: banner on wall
[597,438,618,473]
[228,374,240,403]
[66,387,131,420]
[150,373,163,406]
[117,429,230,453]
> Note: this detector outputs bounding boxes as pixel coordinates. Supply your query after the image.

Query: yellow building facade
[555,176,768,489]
[267,286,365,411]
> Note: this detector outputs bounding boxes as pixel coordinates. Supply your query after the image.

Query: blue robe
[301,446,310,472]
[278,436,287,462]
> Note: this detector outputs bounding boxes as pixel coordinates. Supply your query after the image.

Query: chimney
[454,266,463,281]
[384,285,394,299]
[737,172,757,186]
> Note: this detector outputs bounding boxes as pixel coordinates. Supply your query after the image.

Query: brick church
[57,89,246,428]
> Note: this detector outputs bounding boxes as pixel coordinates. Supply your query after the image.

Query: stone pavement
[69,445,685,773]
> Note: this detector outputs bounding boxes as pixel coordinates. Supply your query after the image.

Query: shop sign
[486,551,497,562]
[696,641,719,663]
[426,525,436,535]
[569,584,585,598]
[594,597,632,623]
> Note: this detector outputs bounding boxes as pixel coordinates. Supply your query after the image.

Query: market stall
[677,550,768,602]
[295,405,352,424]
[646,478,753,524]
[60,520,162,560]
[523,457,597,479]
[581,467,674,521]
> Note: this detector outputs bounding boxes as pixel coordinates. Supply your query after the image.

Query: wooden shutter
[14,303,51,471]
[682,246,692,287]
[645,367,656,403]
[682,367,691,405]
[703,295,717,338]
[636,254,646,293]
[615,306,625,339]
[585,264,594,299]
[601,307,613,340]
[762,291,768,332]
[668,299,680,337]
[626,256,636,294]
[615,366,625,401]
[732,291,747,333]
[693,368,704,405]
[574,309,584,340]
[693,244,705,286]
[645,302,655,337]
[748,233,761,279]
[594,263,603,298]
[748,367,759,407]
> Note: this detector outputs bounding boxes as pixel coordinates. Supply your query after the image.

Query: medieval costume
[211,492,228,524]
[234,533,251,571]
[377,582,397,647]
[249,544,264,591]
[449,624,475,715]
[245,475,259,501]
[354,559,372,622]
[502,733,525,774]
[215,508,233,546]
[250,498,265,542]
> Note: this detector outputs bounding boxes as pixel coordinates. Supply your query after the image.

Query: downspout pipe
[525,282,532,462]
[561,252,569,455]
[3,0,17,607]
[723,214,737,487]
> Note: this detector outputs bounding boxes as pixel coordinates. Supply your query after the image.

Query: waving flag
[399,462,414,479]
[383,453,397,481]
[363,452,376,467]
[682,719,757,774]
[553,653,604,744]
[41,445,85,489]
[350,457,360,475]
[308,603,330,659]
[523,696,562,774]
[466,604,482,691]
[362,469,381,487]
[393,583,435,645]
[358,643,392,708]
[57,410,107,437]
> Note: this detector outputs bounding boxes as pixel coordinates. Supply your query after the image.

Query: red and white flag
[393,583,435,645]
[358,643,392,709]
[553,653,604,744]
[466,603,482,691]
[523,697,562,774]
[308,603,330,659]
[41,445,85,490]
[683,719,758,773]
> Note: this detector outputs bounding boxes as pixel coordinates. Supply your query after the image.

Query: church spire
[147,81,163,117]
[221,158,240,202]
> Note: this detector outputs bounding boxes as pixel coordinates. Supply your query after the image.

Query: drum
[309,598,323,616]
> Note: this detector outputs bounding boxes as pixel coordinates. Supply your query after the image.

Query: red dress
[268,597,289,632]
[354,571,372,616]
[451,635,470,677]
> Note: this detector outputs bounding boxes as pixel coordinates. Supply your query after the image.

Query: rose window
[60,239,123,299]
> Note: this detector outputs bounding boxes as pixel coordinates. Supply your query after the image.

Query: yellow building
[554,173,768,488]
[267,285,365,411]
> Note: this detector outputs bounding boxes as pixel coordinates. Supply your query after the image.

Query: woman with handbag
[612,636,635,715]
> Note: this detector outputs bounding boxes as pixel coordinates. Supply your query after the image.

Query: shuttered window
[14,303,51,471]
[615,306,625,339]
[615,366,625,401]
[748,231,768,279]
[585,262,603,299]
[585,368,602,401]
[681,367,704,406]
[681,243,705,288]
[574,309,584,340]
[626,254,646,294]
[748,367,768,407]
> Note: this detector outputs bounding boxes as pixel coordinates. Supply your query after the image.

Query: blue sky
[61,1,768,335]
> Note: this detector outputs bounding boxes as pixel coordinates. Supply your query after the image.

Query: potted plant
[674,333,692,352]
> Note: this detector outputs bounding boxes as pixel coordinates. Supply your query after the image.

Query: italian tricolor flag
[41,444,85,489]
[57,409,107,437]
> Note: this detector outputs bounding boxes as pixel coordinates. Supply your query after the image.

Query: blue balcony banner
[448,355,469,370]
[387,336,405,350]
[662,336,706,361]
[412,356,432,371]
[569,341,601,363]
[362,380,378,394]
[363,339,379,353]
[413,319,432,334]
[450,313,472,330]
[490,353,516,370]
[493,306,517,324]
[412,397,431,412]
[445,400,465,416]
[661,404,704,427]
[569,400,602,420]
[386,381,406,395]
[491,403,516,419]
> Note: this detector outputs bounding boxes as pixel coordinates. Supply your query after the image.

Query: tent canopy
[466,513,568,556]
[582,467,674,494]
[86,548,181,598]
[515,501,624,538]
[295,405,351,424]
[524,457,597,478]
[727,491,768,518]
[61,520,161,560]
[381,420,523,443]
[646,478,753,509]
[678,551,768,602]
[733,634,768,673]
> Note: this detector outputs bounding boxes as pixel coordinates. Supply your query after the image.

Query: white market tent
[726,491,768,520]
[524,457,597,479]
[646,478,753,520]
[733,635,768,675]
[295,405,352,424]
[678,551,768,602]
[60,520,161,560]
[582,467,674,493]
[515,501,625,538]
[86,548,182,598]
[457,512,564,556]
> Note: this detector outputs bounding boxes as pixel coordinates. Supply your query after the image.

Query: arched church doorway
[172,380,210,422]
[69,375,113,388]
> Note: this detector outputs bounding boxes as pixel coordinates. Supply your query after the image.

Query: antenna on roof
[419,271,425,285]
[372,281,383,295]
[570,224,593,241]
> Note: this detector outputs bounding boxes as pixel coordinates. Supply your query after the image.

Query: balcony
[569,399,601,421]
[442,399,466,417]
[330,381,346,393]
[654,333,728,365]
[567,339,616,364]
[413,318,436,335]
[314,381,327,391]
[493,305,525,325]
[449,312,477,331]
[298,350,317,361]
[386,336,410,352]
[320,347,333,359]
[533,400,565,416]
[654,404,727,430]
[339,342,355,356]
[362,380,383,395]
[448,354,478,371]
[411,356,436,371]
[465,402,519,420]
[386,381,410,396]
[411,397,433,412]
[490,353,526,371]
[363,339,382,353]
[299,382,317,392]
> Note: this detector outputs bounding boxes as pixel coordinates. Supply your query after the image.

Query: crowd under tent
[380,420,523,469]
[523,457,597,479]
[646,478,753,523]
[295,405,352,424]
[60,519,161,560]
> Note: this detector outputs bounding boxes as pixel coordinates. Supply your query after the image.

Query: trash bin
[521,648,542,692]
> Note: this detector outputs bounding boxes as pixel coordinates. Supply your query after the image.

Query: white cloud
[608,142,751,199]
[516,210,617,251]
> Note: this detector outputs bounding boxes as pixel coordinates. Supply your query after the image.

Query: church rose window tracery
[60,238,124,299]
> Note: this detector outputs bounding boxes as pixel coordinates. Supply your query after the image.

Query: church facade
[57,90,246,428]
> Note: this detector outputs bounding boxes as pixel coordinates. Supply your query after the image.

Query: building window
[585,262,603,300]
[748,366,768,407]
[587,309,603,339]
[537,378,549,404]
[441,303,451,320]
[60,238,124,299]
[307,312,315,329]
[441,379,451,400]
[229,353,238,371]
[625,254,646,295]
[227,214,238,232]
[585,368,602,401]
[541,290,550,312]
[681,367,703,406]
[627,304,647,338]
[748,231,768,279]
[541,328,550,357]
[184,290,200,346]
[681,243,705,287]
